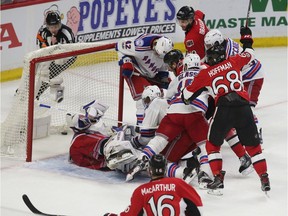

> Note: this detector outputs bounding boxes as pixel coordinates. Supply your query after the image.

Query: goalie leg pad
[49,77,64,103]
[106,149,137,173]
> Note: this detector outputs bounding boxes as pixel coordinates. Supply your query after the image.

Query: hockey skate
[239,153,254,176]
[260,173,270,193]
[207,170,226,196]
[198,170,213,189]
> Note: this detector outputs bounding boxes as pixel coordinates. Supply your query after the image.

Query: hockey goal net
[1,42,124,162]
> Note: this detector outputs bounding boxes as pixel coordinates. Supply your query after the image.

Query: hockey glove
[126,155,149,181]
[240,26,253,49]
[119,57,134,78]
[86,107,103,123]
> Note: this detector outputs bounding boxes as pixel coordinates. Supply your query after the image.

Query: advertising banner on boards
[1,0,286,72]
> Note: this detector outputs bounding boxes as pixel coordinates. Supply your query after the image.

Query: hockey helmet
[204,29,225,50]
[183,53,201,70]
[164,49,184,67]
[46,12,61,26]
[154,37,174,58]
[149,154,167,177]
[142,85,161,106]
[176,6,195,20]
[206,44,226,66]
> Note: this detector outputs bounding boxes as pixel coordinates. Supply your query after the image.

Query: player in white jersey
[116,33,173,128]
[204,29,264,143]
[127,53,215,189]
[130,85,201,183]
[130,85,168,148]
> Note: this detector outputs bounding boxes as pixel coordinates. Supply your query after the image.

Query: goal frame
[26,43,124,162]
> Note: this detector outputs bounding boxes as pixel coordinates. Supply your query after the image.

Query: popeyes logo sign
[0,23,22,50]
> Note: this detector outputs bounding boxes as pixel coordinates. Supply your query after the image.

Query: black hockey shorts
[208,104,260,146]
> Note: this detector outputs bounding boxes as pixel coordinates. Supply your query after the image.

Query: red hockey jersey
[118,177,202,215]
[184,17,209,59]
[186,51,253,105]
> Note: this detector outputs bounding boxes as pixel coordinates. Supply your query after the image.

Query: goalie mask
[142,85,161,107]
[204,29,225,50]
[154,37,173,58]
[183,53,201,70]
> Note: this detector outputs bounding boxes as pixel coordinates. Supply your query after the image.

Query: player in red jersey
[164,49,253,177]
[204,29,265,144]
[176,6,209,59]
[104,154,203,216]
[181,27,270,195]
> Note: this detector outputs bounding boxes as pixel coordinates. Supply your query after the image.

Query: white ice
[1,47,287,216]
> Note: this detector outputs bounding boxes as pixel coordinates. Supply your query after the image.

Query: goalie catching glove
[81,100,109,123]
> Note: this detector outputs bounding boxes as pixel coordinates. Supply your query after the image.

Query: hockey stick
[37,103,158,129]
[22,194,66,216]
[245,0,252,27]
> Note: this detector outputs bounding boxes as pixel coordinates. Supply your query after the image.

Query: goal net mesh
[1,42,123,161]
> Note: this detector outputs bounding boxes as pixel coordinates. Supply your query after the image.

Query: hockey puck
[61,131,68,135]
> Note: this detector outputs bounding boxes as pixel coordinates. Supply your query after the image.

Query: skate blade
[241,165,254,176]
[207,188,223,196]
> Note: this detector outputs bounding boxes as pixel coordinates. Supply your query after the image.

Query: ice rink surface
[1,47,287,216]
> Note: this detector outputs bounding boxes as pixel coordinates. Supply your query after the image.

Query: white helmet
[204,29,224,50]
[183,53,201,70]
[142,85,161,106]
[154,37,173,58]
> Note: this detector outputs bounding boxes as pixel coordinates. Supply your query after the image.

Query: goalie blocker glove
[240,26,253,50]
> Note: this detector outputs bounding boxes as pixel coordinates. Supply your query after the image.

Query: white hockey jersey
[225,38,264,82]
[132,97,168,147]
[116,33,168,78]
[166,69,208,114]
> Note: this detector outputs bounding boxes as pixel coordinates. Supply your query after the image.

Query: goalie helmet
[154,37,173,58]
[204,29,225,50]
[183,53,201,70]
[164,49,184,67]
[46,12,61,26]
[149,154,167,177]
[142,85,161,106]
[206,44,226,66]
[176,6,195,20]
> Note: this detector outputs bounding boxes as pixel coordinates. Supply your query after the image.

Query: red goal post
[1,42,124,162]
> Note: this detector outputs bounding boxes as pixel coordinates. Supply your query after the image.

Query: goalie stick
[22,194,66,216]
